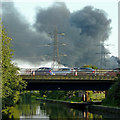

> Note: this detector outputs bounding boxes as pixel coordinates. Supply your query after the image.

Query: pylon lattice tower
[51,27,60,70]
[97,41,111,68]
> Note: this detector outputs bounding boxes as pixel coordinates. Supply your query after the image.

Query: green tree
[83,64,98,69]
[102,77,120,107]
[1,25,27,108]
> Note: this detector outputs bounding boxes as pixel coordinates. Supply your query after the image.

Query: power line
[49,26,65,70]
[96,41,111,68]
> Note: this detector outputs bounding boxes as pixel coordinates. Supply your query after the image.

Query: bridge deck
[21,75,117,90]
[21,75,116,80]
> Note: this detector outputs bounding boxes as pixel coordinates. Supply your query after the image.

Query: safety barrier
[21,74,117,80]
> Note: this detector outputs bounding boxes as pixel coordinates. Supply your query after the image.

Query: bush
[102,79,120,107]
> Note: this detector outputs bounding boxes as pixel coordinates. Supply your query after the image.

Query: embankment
[87,105,120,114]
[37,98,120,114]
[37,98,101,109]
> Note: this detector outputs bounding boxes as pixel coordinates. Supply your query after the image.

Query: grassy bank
[102,76,120,107]
[28,90,105,103]
[88,105,120,114]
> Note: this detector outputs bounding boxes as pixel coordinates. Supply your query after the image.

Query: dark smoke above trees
[2,2,117,68]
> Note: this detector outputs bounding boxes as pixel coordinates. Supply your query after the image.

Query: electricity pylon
[96,42,111,68]
[50,26,65,70]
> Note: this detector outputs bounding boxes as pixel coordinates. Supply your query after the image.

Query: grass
[35,92,105,102]
[90,93,105,101]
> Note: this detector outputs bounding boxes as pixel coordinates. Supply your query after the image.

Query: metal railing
[20,69,119,80]
[21,74,117,81]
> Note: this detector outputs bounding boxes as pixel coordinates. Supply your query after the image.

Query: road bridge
[21,75,117,90]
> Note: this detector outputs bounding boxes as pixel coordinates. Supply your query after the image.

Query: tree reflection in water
[39,102,102,119]
[3,100,119,119]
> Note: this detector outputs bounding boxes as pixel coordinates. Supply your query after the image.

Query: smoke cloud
[2,2,53,65]
[2,2,114,68]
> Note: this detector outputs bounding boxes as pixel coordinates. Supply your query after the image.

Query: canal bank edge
[37,98,120,114]
[39,98,93,109]
[87,105,120,114]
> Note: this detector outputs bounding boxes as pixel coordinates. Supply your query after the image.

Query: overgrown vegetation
[1,24,27,108]
[82,64,98,69]
[102,76,120,107]
[39,91,82,102]
[36,90,105,102]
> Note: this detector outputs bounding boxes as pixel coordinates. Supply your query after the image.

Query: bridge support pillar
[81,91,89,102]
[78,91,88,102]
[81,91,86,102]
[85,91,89,102]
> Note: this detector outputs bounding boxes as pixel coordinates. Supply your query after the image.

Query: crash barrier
[21,74,118,81]
[20,69,120,78]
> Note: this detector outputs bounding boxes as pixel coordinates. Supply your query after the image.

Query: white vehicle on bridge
[52,68,73,75]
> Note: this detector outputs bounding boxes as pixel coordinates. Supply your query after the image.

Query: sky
[2,0,119,68]
[12,0,118,57]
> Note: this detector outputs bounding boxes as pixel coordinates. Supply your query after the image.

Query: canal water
[4,100,120,119]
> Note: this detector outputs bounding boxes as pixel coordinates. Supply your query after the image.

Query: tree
[83,64,98,69]
[1,23,27,107]
[102,77,120,107]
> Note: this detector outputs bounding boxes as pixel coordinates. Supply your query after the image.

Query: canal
[4,100,120,119]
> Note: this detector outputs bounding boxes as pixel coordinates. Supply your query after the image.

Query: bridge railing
[21,74,117,80]
[20,68,120,80]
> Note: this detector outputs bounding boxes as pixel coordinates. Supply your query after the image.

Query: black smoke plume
[2,2,113,68]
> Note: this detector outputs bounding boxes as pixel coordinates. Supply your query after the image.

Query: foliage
[102,78,120,107]
[18,91,32,104]
[2,106,20,119]
[1,26,27,108]
[83,64,98,69]
[38,90,83,102]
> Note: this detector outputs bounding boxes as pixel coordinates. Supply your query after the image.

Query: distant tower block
[119,2,120,67]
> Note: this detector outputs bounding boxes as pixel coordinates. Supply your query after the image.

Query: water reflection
[18,101,103,120]
[2,100,120,119]
[39,102,86,119]
[19,103,49,119]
